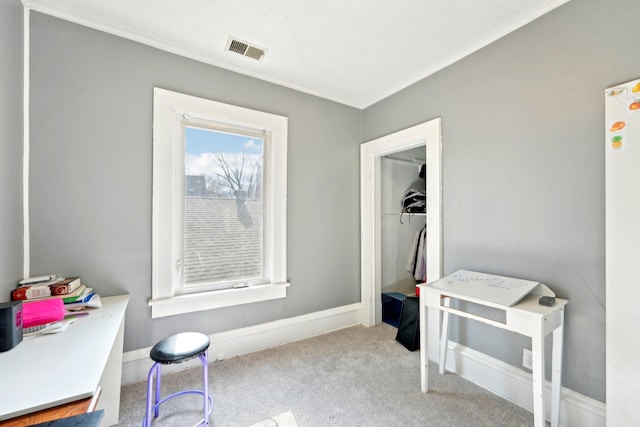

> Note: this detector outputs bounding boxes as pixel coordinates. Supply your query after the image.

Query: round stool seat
[150,332,210,364]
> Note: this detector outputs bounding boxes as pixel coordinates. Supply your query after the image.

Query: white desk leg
[420,290,428,392]
[531,318,546,427]
[439,297,450,375]
[551,307,565,427]
[97,315,126,426]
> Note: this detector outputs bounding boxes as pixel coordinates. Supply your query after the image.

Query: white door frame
[360,118,442,358]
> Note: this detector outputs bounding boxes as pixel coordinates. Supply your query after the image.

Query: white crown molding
[371,0,571,106]
[23,0,571,109]
[22,1,360,108]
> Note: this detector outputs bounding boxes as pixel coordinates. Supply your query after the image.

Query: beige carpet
[118,323,535,426]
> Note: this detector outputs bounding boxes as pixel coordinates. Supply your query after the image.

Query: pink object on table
[22,298,65,328]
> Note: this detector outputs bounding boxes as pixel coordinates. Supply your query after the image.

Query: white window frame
[150,88,289,318]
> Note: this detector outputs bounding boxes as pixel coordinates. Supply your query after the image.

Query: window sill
[148,282,289,319]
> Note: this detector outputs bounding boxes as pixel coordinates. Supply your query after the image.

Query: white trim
[122,303,362,384]
[22,5,30,278]
[151,88,288,318]
[24,0,570,109]
[148,282,289,319]
[361,0,571,107]
[360,119,442,361]
[443,342,605,427]
[121,307,604,427]
[22,3,358,108]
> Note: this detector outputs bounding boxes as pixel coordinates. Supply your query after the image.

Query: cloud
[243,139,262,152]
[185,152,262,178]
[185,152,219,176]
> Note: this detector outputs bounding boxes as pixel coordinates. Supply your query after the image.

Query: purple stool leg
[144,362,160,427]
[142,350,213,426]
[200,350,209,426]
[154,364,162,418]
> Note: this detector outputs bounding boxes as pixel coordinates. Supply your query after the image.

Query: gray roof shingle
[184,197,263,285]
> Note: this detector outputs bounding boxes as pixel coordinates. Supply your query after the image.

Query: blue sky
[185,126,262,156]
[184,126,263,178]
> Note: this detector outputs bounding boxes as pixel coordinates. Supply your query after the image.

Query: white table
[418,281,567,427]
[0,295,129,426]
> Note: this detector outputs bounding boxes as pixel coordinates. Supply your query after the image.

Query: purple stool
[143,332,213,426]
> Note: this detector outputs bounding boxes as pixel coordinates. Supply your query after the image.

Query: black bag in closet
[395,296,420,351]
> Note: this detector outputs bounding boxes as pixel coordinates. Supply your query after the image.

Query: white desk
[0,295,129,426]
[418,281,567,427]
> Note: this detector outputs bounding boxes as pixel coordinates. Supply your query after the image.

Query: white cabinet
[605,78,640,425]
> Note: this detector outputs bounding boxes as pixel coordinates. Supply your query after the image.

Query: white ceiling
[25,0,568,108]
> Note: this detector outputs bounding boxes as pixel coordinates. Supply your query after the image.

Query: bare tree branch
[215,151,245,192]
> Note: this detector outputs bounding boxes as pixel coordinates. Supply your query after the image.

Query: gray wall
[0,0,23,297]
[14,0,630,404]
[363,0,639,403]
[28,12,361,352]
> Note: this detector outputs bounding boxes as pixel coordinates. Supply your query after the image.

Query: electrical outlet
[522,348,533,370]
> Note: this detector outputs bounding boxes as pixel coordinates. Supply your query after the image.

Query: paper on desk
[23,317,77,339]
[429,270,553,307]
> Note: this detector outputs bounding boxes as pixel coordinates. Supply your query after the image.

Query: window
[183,126,265,290]
[150,88,288,318]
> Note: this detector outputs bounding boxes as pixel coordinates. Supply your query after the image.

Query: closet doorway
[360,119,442,358]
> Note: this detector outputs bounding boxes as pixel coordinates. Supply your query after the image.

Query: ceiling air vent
[226,37,266,61]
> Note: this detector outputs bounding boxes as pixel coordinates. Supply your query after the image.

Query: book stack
[11,274,102,312]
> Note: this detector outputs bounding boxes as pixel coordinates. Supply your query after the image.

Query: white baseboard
[121,302,363,385]
[121,304,604,427]
[443,342,606,427]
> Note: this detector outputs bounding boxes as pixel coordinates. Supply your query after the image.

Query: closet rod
[382,212,426,216]
[382,155,424,165]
